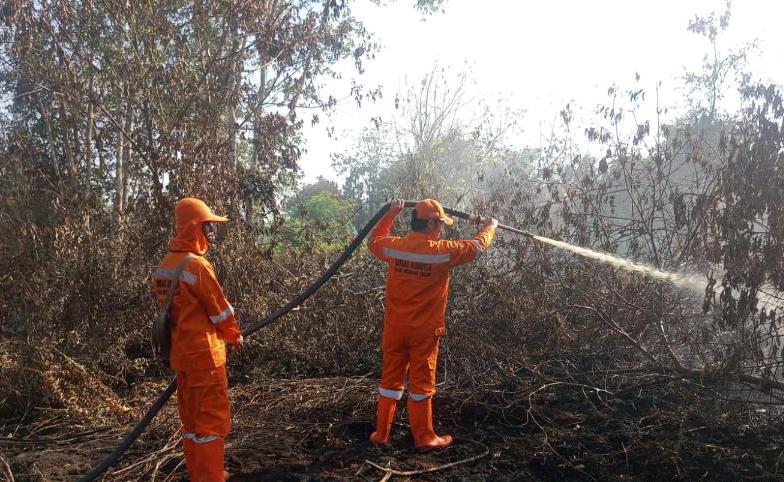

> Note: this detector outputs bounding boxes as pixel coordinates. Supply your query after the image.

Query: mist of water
[531,235,707,295]
[532,234,784,311]
[530,234,784,385]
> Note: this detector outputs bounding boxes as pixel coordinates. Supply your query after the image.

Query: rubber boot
[407,398,452,450]
[369,395,398,446]
[183,438,197,479]
[190,437,226,482]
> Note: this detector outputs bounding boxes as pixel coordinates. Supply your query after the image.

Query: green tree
[281,177,356,251]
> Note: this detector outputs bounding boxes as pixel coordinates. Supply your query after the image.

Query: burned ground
[2,339,783,482]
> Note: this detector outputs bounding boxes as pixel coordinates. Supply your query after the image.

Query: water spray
[440,203,784,314]
[436,202,708,296]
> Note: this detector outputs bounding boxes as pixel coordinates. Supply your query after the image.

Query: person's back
[371,223,493,335]
[367,199,497,449]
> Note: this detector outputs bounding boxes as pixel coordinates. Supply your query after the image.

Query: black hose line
[78,200,522,481]
[78,381,178,482]
[440,205,534,238]
[241,201,395,337]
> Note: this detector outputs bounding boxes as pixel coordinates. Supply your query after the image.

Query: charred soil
[2,364,783,482]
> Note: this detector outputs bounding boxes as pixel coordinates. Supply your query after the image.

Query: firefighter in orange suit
[368,198,498,450]
[153,198,243,481]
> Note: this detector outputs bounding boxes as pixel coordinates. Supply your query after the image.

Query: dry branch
[363,439,490,480]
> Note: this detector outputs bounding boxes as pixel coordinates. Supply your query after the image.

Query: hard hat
[414,199,453,225]
[175,198,228,229]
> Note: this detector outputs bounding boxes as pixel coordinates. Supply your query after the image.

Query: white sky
[298,0,784,184]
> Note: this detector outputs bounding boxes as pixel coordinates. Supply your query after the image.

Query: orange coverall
[368,208,495,446]
[154,198,241,482]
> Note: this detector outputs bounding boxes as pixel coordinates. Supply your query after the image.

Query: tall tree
[0,0,380,227]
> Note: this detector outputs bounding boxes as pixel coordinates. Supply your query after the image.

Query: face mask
[203,222,217,244]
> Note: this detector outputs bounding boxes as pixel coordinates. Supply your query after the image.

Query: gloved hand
[229,335,243,353]
[388,199,405,215]
[470,214,498,229]
[484,217,498,229]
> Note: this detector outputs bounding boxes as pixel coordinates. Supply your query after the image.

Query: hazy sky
[298,0,784,184]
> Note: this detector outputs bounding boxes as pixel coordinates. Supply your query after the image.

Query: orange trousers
[176,367,230,482]
[379,327,440,400]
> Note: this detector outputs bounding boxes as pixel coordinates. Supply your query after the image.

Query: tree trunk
[122,108,134,213]
[96,129,105,173]
[227,105,237,171]
[84,103,94,203]
[59,104,77,183]
[226,21,241,174]
[247,44,268,223]
[114,104,127,220]
[38,98,61,184]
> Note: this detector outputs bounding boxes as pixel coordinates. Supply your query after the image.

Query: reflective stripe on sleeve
[155,268,197,285]
[470,240,484,253]
[409,393,431,401]
[209,305,234,324]
[378,387,403,400]
[382,248,450,264]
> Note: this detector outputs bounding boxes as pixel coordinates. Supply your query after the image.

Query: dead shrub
[0,337,131,425]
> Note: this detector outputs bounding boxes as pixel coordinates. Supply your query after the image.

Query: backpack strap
[159,254,195,322]
[152,254,196,364]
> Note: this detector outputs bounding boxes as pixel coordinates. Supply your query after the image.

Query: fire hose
[79,200,526,481]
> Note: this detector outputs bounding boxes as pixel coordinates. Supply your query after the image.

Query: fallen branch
[0,454,15,482]
[364,439,490,480]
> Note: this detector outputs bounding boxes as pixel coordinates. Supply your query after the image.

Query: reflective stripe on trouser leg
[409,393,430,401]
[378,387,403,400]
[182,432,220,444]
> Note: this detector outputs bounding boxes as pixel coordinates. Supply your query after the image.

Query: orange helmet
[175,198,228,229]
[414,199,453,225]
